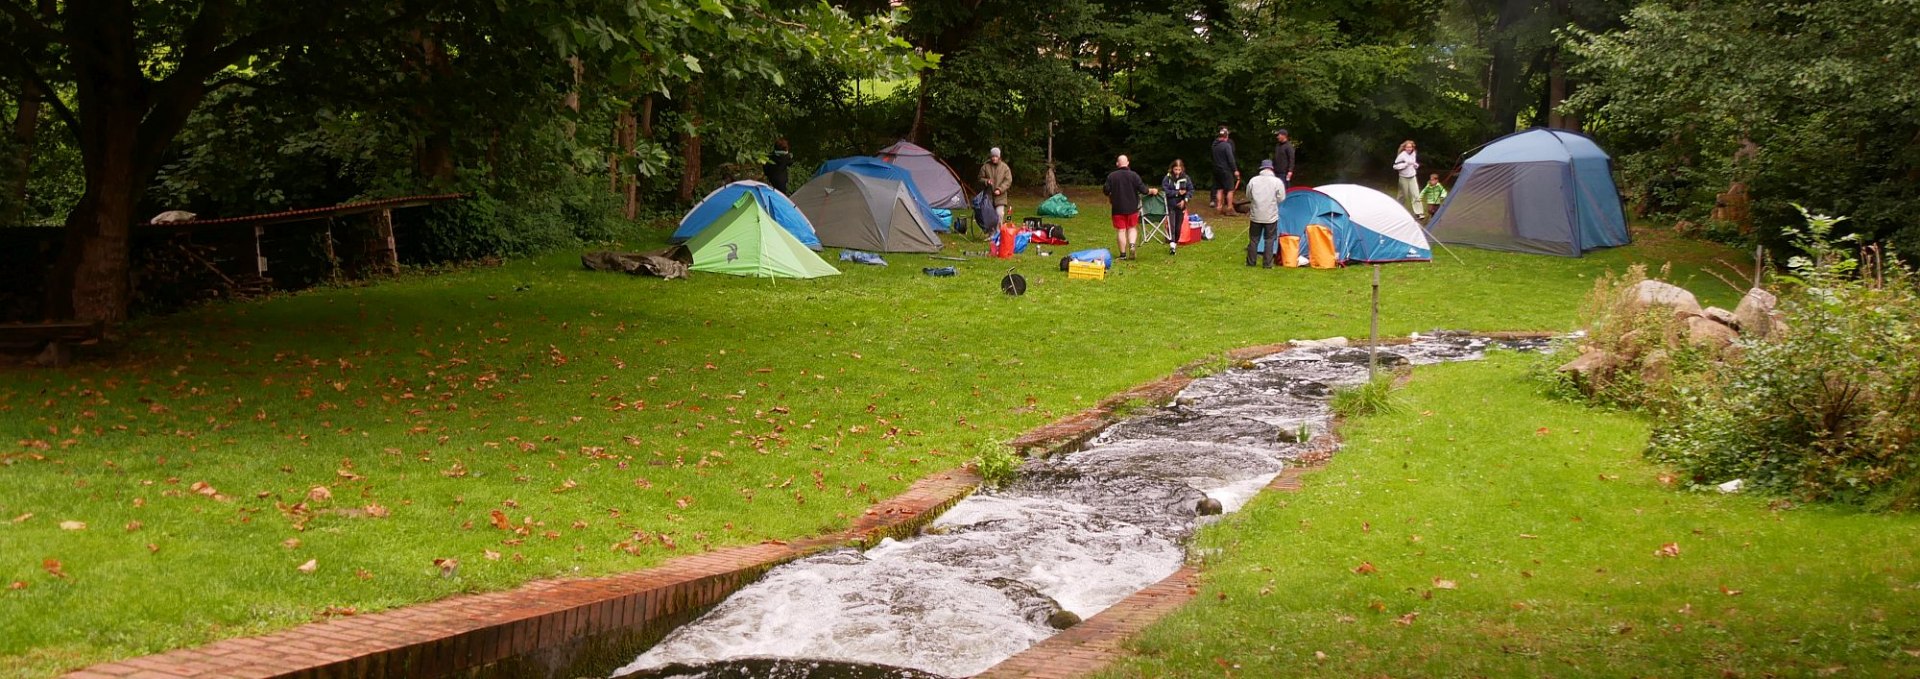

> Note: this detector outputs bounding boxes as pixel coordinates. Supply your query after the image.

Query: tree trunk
[908,69,929,143]
[48,119,141,323]
[410,30,457,185]
[677,84,702,204]
[1545,50,1573,130]
[4,79,40,226]
[1485,0,1534,134]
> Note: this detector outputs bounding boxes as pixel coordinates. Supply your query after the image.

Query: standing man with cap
[1244,159,1287,268]
[1270,129,1295,186]
[1103,154,1156,261]
[979,147,1013,226]
[1210,126,1239,215]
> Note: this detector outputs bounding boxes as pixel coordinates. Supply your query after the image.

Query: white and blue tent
[1427,128,1630,257]
[674,181,821,250]
[1277,184,1432,264]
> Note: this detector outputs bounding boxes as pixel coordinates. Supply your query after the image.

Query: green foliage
[1330,374,1405,419]
[1648,210,1920,509]
[1569,0,1920,256]
[1186,352,1238,379]
[969,441,1023,489]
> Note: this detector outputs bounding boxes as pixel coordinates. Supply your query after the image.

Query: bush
[404,174,630,263]
[1648,210,1920,509]
[968,441,1022,489]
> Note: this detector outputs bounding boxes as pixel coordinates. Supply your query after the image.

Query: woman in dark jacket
[1161,159,1194,255]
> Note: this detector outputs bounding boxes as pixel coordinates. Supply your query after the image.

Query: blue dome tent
[674,181,820,250]
[1275,184,1433,265]
[1427,128,1629,257]
[813,157,948,232]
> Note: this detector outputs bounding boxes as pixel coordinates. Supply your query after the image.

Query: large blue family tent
[1427,128,1629,257]
[674,180,821,250]
[1276,184,1433,265]
[813,156,948,231]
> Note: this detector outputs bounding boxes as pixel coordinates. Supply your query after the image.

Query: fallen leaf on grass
[189,481,219,497]
[355,569,373,580]
[296,559,318,574]
[145,543,159,553]
[1518,533,1538,539]
[1433,578,1458,590]
[307,486,333,502]
[1535,427,1550,436]
[434,558,459,577]
[484,550,501,561]
[1657,473,1678,486]
[283,538,301,549]
[488,510,511,531]
[10,513,31,523]
[8,581,25,590]
[124,521,142,532]
[1353,562,1377,575]
[1394,612,1419,626]
[42,559,65,578]
[59,520,86,531]
[1655,542,1681,558]
[1719,585,1743,596]
[363,504,390,518]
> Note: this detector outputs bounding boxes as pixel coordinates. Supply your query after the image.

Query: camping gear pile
[1427,128,1630,257]
[987,218,1068,258]
[582,247,692,280]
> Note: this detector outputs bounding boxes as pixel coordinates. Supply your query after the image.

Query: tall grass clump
[1649,209,1920,509]
[1331,375,1404,419]
[969,441,1023,489]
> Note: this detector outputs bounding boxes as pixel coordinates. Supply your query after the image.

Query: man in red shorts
[1103,154,1156,260]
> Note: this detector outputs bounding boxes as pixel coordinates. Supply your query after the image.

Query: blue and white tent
[1427,128,1630,257]
[813,156,948,232]
[674,180,820,250]
[1277,184,1432,264]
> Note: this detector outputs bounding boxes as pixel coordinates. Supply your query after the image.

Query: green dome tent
[686,195,841,279]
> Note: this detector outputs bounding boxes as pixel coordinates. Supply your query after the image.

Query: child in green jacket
[1420,173,1448,218]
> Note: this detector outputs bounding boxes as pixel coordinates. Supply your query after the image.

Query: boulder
[1639,349,1671,385]
[1557,349,1620,392]
[1702,306,1739,328]
[1195,497,1224,516]
[1733,288,1777,338]
[1627,280,1703,316]
[1047,609,1083,630]
[1684,315,1739,350]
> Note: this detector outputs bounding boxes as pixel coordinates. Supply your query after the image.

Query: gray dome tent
[791,171,944,253]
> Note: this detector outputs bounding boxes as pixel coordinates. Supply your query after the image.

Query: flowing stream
[614,335,1542,679]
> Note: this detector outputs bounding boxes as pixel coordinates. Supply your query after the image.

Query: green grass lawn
[0,186,1740,676]
[1106,354,1920,678]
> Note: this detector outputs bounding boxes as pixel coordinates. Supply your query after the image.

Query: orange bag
[995,223,1018,258]
[1278,235,1302,267]
[1306,224,1339,269]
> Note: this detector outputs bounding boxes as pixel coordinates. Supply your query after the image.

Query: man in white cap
[1244,159,1287,268]
[979,147,1013,226]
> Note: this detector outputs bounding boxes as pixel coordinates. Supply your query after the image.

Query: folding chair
[1139,194,1171,244]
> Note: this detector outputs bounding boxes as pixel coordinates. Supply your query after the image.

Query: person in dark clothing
[1103,155,1156,260]
[1210,126,1239,215]
[1270,129,1295,185]
[1160,159,1194,256]
[763,138,794,194]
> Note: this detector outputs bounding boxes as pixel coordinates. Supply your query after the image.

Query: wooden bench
[0,321,105,366]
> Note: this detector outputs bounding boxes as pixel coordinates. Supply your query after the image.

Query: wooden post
[367,209,398,276]
[1752,245,1764,289]
[1369,264,1381,379]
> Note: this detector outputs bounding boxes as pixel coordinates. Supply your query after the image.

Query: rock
[1639,349,1671,385]
[1195,497,1224,516]
[1557,349,1620,393]
[1047,610,1083,630]
[1684,315,1739,350]
[1733,288,1777,338]
[1616,329,1648,360]
[1702,306,1739,328]
[1627,280,1703,316]
[1291,337,1350,348]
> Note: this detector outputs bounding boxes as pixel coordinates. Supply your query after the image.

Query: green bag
[1036,193,1079,218]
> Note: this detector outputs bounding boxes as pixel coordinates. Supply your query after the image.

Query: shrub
[1648,209,1920,509]
[1331,375,1404,419]
[968,441,1023,489]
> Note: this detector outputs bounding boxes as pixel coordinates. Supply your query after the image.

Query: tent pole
[1369,264,1381,379]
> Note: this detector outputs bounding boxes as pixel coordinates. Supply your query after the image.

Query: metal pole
[1369,264,1381,379]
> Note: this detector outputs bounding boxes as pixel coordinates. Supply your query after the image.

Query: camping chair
[1139,194,1171,245]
